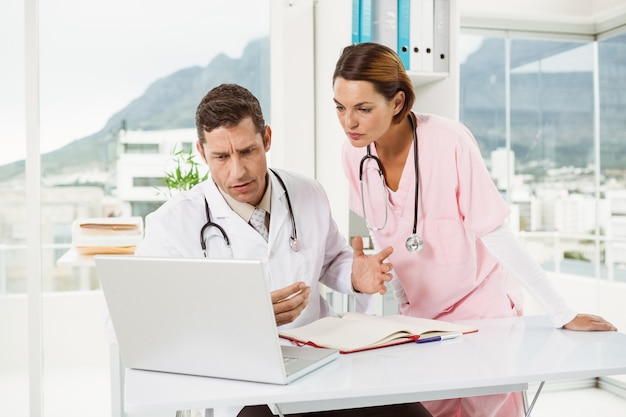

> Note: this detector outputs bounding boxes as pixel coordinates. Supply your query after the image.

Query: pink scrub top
[342,113,517,322]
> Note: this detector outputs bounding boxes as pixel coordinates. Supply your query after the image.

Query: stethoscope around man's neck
[200,169,300,257]
[359,113,423,253]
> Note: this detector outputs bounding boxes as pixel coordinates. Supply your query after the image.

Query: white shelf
[408,71,449,87]
[56,248,134,268]
[57,248,96,267]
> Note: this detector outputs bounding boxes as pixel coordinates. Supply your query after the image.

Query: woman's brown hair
[333,42,415,124]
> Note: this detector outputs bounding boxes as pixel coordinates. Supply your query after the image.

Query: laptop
[95,255,339,385]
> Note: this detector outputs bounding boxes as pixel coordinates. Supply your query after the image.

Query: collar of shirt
[217,172,272,223]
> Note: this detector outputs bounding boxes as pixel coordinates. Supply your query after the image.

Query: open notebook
[95,255,339,385]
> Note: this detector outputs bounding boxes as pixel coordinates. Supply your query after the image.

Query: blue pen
[416,333,463,344]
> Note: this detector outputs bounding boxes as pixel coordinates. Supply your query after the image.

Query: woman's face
[333,77,400,148]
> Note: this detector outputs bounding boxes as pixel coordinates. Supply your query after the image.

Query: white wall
[269,0,316,177]
[314,0,353,238]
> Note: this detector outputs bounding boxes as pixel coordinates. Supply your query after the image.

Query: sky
[0,0,269,166]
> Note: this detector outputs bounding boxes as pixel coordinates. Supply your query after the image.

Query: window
[459,31,626,283]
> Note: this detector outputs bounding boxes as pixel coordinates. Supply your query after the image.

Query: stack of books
[71,217,144,256]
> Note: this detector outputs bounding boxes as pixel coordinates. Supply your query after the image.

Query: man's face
[196,117,271,206]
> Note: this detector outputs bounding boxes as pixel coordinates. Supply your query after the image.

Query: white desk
[124,315,626,415]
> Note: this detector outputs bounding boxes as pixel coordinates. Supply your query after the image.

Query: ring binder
[433,0,450,72]
[371,0,398,51]
[351,0,450,74]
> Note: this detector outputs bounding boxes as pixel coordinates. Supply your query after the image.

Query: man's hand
[563,314,617,331]
[350,236,393,295]
[271,281,310,326]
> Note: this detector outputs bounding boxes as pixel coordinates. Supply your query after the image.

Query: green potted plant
[158,145,208,197]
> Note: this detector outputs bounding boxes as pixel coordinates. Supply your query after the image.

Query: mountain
[460,38,626,174]
[0,36,270,182]
[2,35,625,183]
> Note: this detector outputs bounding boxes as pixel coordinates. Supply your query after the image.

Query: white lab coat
[136,168,372,328]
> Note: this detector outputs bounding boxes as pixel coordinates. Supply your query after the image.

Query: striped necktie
[249,208,269,241]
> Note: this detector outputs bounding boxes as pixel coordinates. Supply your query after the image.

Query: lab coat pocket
[428,219,472,266]
[289,245,323,286]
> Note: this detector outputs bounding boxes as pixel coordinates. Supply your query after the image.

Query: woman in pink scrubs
[332,42,617,417]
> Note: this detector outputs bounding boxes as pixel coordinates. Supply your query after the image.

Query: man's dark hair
[195,83,265,142]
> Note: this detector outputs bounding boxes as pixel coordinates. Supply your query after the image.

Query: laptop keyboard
[283,356,297,365]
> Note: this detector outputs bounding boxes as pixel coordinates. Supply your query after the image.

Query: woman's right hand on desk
[271,281,310,326]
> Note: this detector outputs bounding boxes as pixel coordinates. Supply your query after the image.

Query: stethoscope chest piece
[405,234,424,252]
[360,113,424,254]
[289,237,301,252]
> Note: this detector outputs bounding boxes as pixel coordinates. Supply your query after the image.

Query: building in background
[115,128,205,219]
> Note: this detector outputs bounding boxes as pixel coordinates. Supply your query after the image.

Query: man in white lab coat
[136,84,432,417]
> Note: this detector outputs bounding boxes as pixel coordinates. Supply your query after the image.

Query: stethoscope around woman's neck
[200,169,300,257]
[359,113,423,253]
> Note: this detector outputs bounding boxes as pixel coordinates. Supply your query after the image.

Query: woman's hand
[563,314,617,331]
